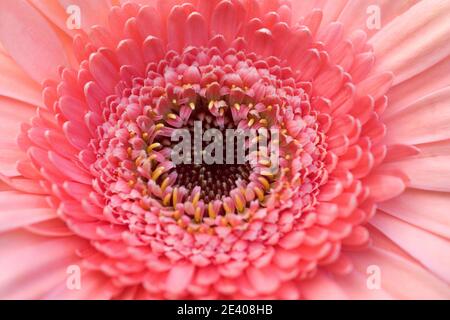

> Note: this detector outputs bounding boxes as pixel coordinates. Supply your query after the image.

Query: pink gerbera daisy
[0,0,449,299]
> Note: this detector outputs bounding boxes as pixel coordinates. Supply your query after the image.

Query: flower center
[91,47,327,230]
[156,98,268,205]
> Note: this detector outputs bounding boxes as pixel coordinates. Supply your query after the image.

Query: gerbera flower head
[0,0,448,299]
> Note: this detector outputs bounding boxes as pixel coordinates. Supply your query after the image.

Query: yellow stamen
[234,194,245,213]
[189,102,196,110]
[173,210,181,220]
[260,170,274,178]
[167,113,177,120]
[155,123,164,131]
[160,177,170,192]
[258,176,270,190]
[208,100,215,110]
[208,202,216,219]
[194,207,202,223]
[151,166,165,181]
[147,142,161,153]
[223,203,233,214]
[192,192,200,207]
[220,217,228,226]
[172,187,178,208]
[254,186,265,202]
[163,193,172,206]
[234,103,241,111]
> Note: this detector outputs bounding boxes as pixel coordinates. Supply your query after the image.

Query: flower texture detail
[0,0,449,299]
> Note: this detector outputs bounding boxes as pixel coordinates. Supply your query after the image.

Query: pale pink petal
[301,271,348,299]
[385,57,450,118]
[0,191,56,232]
[383,154,450,192]
[0,53,43,105]
[371,212,450,284]
[0,230,86,299]
[347,246,450,299]
[0,0,68,83]
[379,188,450,239]
[385,88,450,145]
[369,0,450,84]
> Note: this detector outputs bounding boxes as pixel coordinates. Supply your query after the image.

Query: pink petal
[371,211,450,283]
[385,88,450,145]
[379,188,450,239]
[0,53,42,105]
[166,262,195,295]
[369,0,450,84]
[0,0,68,83]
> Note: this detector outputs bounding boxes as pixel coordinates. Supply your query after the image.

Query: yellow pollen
[248,118,255,127]
[208,202,216,219]
[259,159,271,166]
[260,170,274,178]
[147,142,161,153]
[192,192,201,207]
[167,113,177,120]
[258,176,270,190]
[128,180,135,187]
[234,194,245,213]
[172,99,177,105]
[151,166,165,181]
[163,193,172,206]
[142,132,149,141]
[127,147,132,156]
[259,119,268,126]
[172,187,178,208]
[155,123,164,131]
[161,177,170,192]
[223,203,233,214]
[254,186,265,202]
[208,100,215,110]
[173,210,181,220]
[220,217,228,226]
[194,207,202,223]
[189,102,196,110]
[234,103,241,111]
